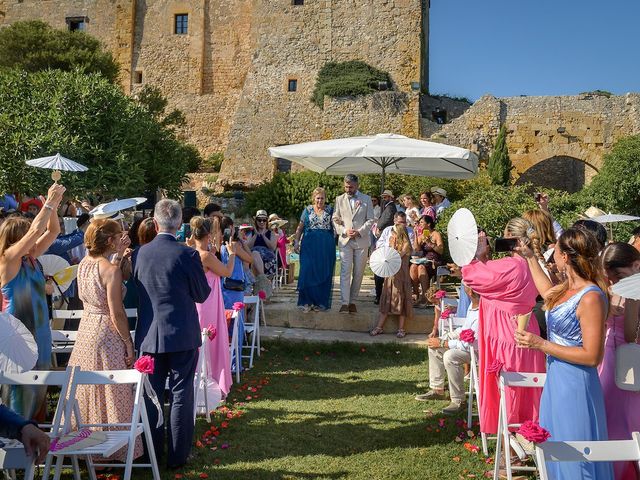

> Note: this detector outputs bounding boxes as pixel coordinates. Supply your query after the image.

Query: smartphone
[494,237,518,253]
[534,192,542,202]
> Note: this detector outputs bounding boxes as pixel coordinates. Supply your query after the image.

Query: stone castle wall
[0,0,422,188]
[431,93,640,191]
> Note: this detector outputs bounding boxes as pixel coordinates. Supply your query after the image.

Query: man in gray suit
[332,174,374,314]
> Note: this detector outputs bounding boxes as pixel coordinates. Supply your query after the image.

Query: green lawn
[108,341,498,480]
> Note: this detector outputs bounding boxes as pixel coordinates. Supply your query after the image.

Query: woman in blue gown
[515,228,613,480]
[294,187,336,313]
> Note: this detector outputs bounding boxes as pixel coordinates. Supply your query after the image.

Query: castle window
[276,158,292,173]
[292,0,304,5]
[287,79,298,92]
[66,16,87,32]
[174,14,188,34]
[134,71,143,84]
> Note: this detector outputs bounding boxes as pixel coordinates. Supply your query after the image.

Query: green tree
[487,125,513,186]
[312,61,392,108]
[0,69,195,198]
[0,21,119,83]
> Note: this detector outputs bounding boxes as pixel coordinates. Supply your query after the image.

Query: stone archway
[515,156,595,193]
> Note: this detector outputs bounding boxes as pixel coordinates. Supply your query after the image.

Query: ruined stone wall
[431,93,640,190]
[217,0,422,188]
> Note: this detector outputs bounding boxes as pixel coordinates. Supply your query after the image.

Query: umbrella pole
[381,167,386,194]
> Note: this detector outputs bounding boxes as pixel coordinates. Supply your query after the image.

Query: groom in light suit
[332,174,374,314]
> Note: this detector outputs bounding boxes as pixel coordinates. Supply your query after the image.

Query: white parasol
[369,246,401,278]
[447,208,478,266]
[90,197,147,220]
[590,214,640,224]
[611,273,640,300]
[26,153,88,182]
[0,312,38,373]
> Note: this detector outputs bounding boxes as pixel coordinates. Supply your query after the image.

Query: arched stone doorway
[515,156,598,193]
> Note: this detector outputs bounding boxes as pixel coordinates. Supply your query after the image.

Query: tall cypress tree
[488,124,513,185]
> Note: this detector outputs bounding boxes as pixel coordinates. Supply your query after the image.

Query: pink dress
[276,229,289,269]
[462,256,546,434]
[196,270,232,398]
[598,309,640,480]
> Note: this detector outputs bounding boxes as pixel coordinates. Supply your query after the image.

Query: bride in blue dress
[293,187,336,313]
[515,228,613,480]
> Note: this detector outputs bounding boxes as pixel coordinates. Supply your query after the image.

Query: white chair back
[467,348,490,456]
[228,310,241,383]
[194,328,212,423]
[535,432,640,480]
[242,295,262,369]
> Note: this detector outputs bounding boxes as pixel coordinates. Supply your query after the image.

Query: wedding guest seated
[20,197,43,216]
[0,404,50,464]
[410,215,443,307]
[246,210,277,278]
[431,187,450,218]
[416,285,479,414]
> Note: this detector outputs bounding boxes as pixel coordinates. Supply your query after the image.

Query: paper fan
[369,246,401,278]
[38,254,70,278]
[0,312,38,373]
[52,265,79,293]
[612,273,640,300]
[447,208,478,266]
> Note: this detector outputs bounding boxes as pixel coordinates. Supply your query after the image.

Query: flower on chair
[434,290,447,299]
[206,325,217,341]
[134,355,154,374]
[517,420,551,443]
[258,290,266,300]
[232,301,245,311]
[459,329,475,344]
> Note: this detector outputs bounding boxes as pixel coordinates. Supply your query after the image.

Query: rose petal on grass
[452,456,461,462]
[199,474,209,479]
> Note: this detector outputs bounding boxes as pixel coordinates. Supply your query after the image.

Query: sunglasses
[257,218,267,222]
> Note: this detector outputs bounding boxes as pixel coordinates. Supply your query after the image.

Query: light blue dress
[540,285,613,480]
[220,245,245,369]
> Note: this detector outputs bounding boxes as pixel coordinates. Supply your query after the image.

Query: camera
[493,237,518,253]
[223,226,240,244]
[534,192,542,202]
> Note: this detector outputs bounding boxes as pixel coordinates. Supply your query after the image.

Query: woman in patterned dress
[67,219,142,461]
[294,187,336,313]
[0,182,66,420]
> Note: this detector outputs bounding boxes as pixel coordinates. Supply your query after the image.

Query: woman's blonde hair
[544,227,609,311]
[311,187,326,203]
[393,224,410,253]
[190,216,211,241]
[0,217,31,256]
[522,209,556,248]
[85,219,122,256]
[505,217,544,262]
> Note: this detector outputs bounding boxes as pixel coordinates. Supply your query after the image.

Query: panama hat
[381,189,394,197]
[431,187,447,198]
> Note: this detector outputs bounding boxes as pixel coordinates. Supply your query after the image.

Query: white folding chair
[242,295,261,369]
[51,367,160,480]
[0,368,73,480]
[438,297,459,337]
[493,371,546,480]
[194,329,212,423]
[467,348,491,456]
[535,432,640,480]
[52,310,83,325]
[229,310,241,383]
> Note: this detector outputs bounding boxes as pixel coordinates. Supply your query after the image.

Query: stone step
[265,279,435,334]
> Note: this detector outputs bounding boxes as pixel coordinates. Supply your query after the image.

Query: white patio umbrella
[26,153,88,182]
[0,312,38,373]
[268,133,478,191]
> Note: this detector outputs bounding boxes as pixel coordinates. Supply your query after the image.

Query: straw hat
[268,213,288,229]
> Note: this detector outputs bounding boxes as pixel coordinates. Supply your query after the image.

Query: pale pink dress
[196,270,232,398]
[68,257,142,461]
[462,256,546,434]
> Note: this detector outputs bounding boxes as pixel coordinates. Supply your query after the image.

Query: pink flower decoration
[459,329,475,344]
[134,355,154,374]
[518,420,551,443]
[232,302,245,311]
[206,325,217,341]
[486,359,503,374]
[258,290,266,300]
[434,290,447,299]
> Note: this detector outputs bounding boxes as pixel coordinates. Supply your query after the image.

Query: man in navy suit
[133,199,211,469]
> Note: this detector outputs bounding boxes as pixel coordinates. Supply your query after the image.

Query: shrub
[201,152,225,173]
[487,125,512,186]
[311,61,392,108]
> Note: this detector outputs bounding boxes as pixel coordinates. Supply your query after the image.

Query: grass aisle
[167,341,494,480]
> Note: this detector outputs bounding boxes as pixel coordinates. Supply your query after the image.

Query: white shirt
[434,198,451,217]
[445,305,479,352]
[376,225,415,249]
[348,191,360,211]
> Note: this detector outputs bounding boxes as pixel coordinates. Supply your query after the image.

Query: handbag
[223,277,245,292]
[615,314,640,391]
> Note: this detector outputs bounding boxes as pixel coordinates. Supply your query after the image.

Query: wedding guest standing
[191,216,235,399]
[373,190,397,305]
[599,243,640,480]
[460,218,546,437]
[133,199,211,469]
[332,174,374,314]
[68,219,141,461]
[0,183,65,419]
[419,191,436,221]
[294,187,335,313]
[516,228,613,480]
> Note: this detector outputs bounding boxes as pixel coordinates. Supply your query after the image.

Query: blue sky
[429,0,640,101]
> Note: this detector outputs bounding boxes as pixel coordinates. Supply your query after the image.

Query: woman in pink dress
[600,243,640,480]
[190,216,237,398]
[461,218,546,435]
